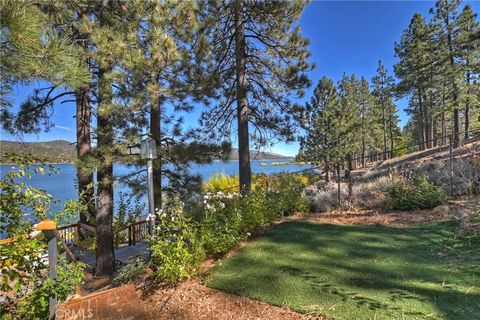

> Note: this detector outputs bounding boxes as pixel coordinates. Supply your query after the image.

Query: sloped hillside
[0,140,76,163]
[351,136,480,183]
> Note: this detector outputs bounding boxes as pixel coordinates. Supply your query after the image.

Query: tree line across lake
[1,0,479,277]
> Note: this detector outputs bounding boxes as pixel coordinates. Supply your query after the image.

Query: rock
[432,205,450,215]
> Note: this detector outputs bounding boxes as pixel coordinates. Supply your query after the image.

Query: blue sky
[2,1,479,156]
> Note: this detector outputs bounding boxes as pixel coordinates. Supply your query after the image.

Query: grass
[205,220,480,320]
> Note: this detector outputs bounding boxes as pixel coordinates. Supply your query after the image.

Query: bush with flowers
[150,173,312,281]
[201,175,309,256]
[150,199,205,282]
[202,191,246,255]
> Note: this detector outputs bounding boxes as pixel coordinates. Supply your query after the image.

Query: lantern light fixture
[140,136,157,160]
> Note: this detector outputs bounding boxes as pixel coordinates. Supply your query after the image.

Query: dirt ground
[285,197,478,227]
[283,205,453,226]
[83,198,478,320]
[141,280,323,320]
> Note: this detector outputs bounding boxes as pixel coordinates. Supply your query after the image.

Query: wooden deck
[71,242,149,270]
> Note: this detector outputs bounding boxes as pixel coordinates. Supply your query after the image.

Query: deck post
[37,220,57,320]
[76,223,82,242]
[132,224,136,246]
[128,225,132,246]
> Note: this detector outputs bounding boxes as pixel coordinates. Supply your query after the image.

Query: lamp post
[140,137,157,236]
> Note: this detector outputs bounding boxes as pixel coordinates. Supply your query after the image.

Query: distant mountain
[0,140,291,163]
[0,140,76,163]
[229,148,292,160]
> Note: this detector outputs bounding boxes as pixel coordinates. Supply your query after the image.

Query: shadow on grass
[207,220,480,320]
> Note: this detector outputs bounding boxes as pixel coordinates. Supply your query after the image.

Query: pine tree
[395,0,480,149]
[431,0,464,146]
[1,1,97,225]
[0,0,89,120]
[358,77,376,164]
[112,1,230,210]
[372,61,399,159]
[302,77,338,182]
[201,0,313,192]
[302,76,358,182]
[395,13,436,151]
[457,5,480,138]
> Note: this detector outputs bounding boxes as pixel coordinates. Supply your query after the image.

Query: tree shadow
[207,220,480,319]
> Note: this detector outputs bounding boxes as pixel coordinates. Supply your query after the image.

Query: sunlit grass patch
[206,220,480,320]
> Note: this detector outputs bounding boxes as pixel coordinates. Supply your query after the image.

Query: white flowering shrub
[150,199,205,282]
[201,179,309,256]
[150,174,312,279]
[202,191,247,255]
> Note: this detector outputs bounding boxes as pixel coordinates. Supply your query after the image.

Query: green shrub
[113,192,143,248]
[151,173,311,280]
[112,257,148,286]
[265,175,310,215]
[201,175,309,256]
[202,192,247,255]
[0,155,85,319]
[14,259,84,320]
[203,173,239,192]
[386,175,448,211]
[150,200,205,282]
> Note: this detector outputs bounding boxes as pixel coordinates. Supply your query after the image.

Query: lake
[0,160,312,222]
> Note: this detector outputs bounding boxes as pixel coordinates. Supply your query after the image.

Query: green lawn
[205,220,480,320]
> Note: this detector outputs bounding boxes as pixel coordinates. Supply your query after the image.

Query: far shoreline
[0,158,298,166]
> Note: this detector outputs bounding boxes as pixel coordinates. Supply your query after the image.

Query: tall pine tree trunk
[75,87,95,225]
[389,116,395,158]
[424,100,431,149]
[441,111,447,145]
[235,0,251,193]
[453,106,460,146]
[151,98,162,211]
[418,90,426,150]
[361,136,366,167]
[465,70,471,139]
[324,158,330,183]
[336,162,341,205]
[382,108,387,160]
[445,13,460,147]
[95,65,115,276]
[429,113,434,148]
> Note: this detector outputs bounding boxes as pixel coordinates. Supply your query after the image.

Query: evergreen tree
[0,0,89,120]
[302,75,360,181]
[302,77,338,182]
[395,13,436,151]
[431,0,464,146]
[201,0,313,192]
[457,5,480,137]
[395,0,480,149]
[1,1,97,225]
[111,1,230,210]
[372,60,400,159]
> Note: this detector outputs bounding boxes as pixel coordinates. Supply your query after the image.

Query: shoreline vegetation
[0,158,299,166]
[260,161,306,166]
[0,140,294,165]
